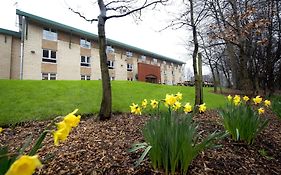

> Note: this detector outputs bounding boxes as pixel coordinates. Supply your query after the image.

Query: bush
[219,95,269,144]
[129,93,224,174]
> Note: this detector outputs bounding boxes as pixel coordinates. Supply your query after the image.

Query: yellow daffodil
[264,100,271,107]
[243,96,250,102]
[172,101,181,111]
[0,127,3,133]
[258,107,265,115]
[175,92,183,101]
[164,94,177,106]
[227,95,232,101]
[53,121,71,146]
[130,103,142,115]
[150,99,159,109]
[233,95,241,106]
[63,109,81,128]
[184,103,192,113]
[253,95,262,105]
[5,155,42,175]
[199,103,207,113]
[141,99,148,108]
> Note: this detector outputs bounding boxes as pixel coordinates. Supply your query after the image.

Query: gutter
[19,16,25,80]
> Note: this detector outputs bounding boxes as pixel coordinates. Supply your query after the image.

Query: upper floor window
[80,56,91,67]
[42,73,56,80]
[163,61,166,65]
[43,28,57,41]
[42,49,56,63]
[140,55,146,62]
[153,58,157,63]
[127,63,133,71]
[81,75,91,80]
[126,51,133,57]
[107,60,114,69]
[80,38,91,49]
[106,46,115,53]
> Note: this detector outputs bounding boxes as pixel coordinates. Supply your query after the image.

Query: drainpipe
[19,16,25,80]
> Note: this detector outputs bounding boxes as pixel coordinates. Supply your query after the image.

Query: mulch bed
[1,110,281,174]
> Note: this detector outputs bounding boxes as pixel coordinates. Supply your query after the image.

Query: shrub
[219,95,269,144]
[129,93,224,174]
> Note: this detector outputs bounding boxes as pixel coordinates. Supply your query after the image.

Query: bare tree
[70,0,168,120]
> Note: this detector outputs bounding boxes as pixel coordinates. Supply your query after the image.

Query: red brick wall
[138,63,161,83]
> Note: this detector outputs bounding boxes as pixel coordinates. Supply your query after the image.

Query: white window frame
[126,51,133,57]
[42,73,56,80]
[81,75,91,80]
[127,63,133,71]
[43,28,57,41]
[80,38,91,49]
[107,60,114,69]
[80,56,91,67]
[42,49,57,63]
[106,46,115,53]
[140,55,146,62]
[153,58,157,63]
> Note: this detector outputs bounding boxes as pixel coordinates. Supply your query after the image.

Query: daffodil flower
[172,101,181,111]
[184,103,192,113]
[253,96,262,105]
[141,99,148,108]
[199,103,207,113]
[53,121,72,146]
[5,155,42,175]
[233,95,241,106]
[243,96,250,102]
[150,99,158,109]
[227,95,232,101]
[0,127,3,133]
[175,92,183,101]
[258,107,265,115]
[63,109,81,128]
[164,94,177,106]
[130,103,142,115]
[264,100,271,107]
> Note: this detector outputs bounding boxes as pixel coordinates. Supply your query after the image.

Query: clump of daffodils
[227,95,271,115]
[53,109,81,146]
[129,92,208,115]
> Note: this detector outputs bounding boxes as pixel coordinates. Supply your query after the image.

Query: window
[127,63,133,71]
[153,58,157,63]
[42,73,56,80]
[163,61,166,65]
[140,55,146,62]
[81,75,91,80]
[80,38,91,49]
[42,49,56,63]
[80,56,91,67]
[106,46,115,53]
[126,51,133,57]
[43,28,57,41]
[110,76,115,81]
[127,77,133,81]
[107,60,114,69]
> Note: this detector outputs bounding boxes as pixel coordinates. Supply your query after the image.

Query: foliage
[219,95,269,144]
[0,109,80,175]
[0,80,226,125]
[271,96,281,119]
[129,93,225,174]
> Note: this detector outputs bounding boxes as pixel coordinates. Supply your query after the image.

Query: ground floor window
[81,75,91,80]
[42,73,56,80]
[110,76,115,81]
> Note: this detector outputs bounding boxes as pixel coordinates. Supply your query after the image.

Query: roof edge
[0,28,21,38]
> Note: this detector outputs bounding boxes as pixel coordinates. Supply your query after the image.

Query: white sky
[0,0,210,76]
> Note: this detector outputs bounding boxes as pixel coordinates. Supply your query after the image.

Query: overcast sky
[0,0,210,75]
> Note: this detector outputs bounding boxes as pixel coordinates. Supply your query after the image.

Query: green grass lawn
[0,80,226,125]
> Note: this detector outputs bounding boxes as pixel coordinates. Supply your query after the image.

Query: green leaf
[135,145,152,167]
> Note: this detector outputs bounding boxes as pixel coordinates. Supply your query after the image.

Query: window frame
[80,38,91,49]
[42,73,57,80]
[43,28,57,41]
[106,46,115,53]
[42,49,57,63]
[81,75,91,80]
[127,63,133,71]
[80,56,91,67]
[107,60,114,69]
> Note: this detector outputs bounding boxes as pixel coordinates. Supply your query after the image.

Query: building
[0,10,185,85]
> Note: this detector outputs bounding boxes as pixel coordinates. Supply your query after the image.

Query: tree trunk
[190,0,203,110]
[98,0,112,120]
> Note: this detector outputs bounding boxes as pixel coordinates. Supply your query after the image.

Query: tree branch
[69,7,98,23]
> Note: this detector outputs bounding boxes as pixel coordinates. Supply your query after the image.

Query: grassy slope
[0,80,226,125]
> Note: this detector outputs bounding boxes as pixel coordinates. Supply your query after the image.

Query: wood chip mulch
[1,111,281,174]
